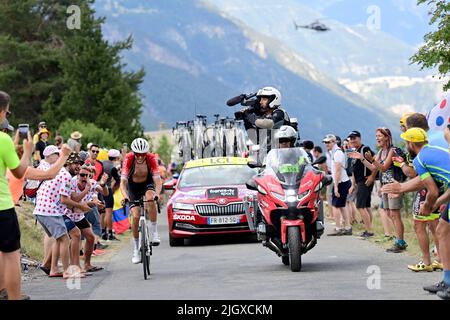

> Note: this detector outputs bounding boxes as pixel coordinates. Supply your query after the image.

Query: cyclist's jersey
[413,144,450,187]
[121,152,159,181]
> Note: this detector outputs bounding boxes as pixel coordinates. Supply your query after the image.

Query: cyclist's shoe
[407,261,433,272]
[437,288,450,300]
[423,281,450,294]
[431,260,443,271]
[151,232,161,246]
[132,249,141,264]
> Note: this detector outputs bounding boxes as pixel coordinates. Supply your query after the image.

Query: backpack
[345,154,354,177]
[24,179,45,198]
[378,146,407,183]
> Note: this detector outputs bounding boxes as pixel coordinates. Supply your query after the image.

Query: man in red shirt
[120,138,162,264]
[85,144,103,181]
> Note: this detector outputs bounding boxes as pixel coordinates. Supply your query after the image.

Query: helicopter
[293,19,330,32]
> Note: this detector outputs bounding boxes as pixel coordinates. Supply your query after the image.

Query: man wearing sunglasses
[121,138,162,264]
[85,144,104,182]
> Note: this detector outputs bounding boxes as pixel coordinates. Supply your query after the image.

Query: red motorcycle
[244,148,331,272]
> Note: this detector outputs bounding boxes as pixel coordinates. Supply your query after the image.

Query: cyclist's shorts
[413,190,441,222]
[128,177,155,209]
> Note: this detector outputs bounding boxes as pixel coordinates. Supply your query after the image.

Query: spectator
[0,91,34,300]
[34,128,50,163]
[1,119,14,135]
[67,131,82,153]
[85,144,104,181]
[382,127,450,299]
[342,138,359,225]
[347,130,378,238]
[312,146,322,162]
[301,140,314,163]
[54,135,64,149]
[32,121,47,145]
[101,149,121,241]
[323,134,352,236]
[396,113,442,272]
[66,164,107,273]
[357,128,407,253]
[33,152,90,279]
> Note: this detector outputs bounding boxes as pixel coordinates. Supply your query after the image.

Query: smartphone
[18,124,29,140]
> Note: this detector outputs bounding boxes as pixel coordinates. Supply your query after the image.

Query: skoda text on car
[164,157,258,246]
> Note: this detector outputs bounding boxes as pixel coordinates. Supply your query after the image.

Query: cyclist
[120,138,162,264]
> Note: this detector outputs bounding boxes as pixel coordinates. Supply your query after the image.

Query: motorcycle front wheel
[288,227,302,272]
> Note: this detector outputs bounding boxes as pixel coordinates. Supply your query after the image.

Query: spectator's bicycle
[125,197,161,280]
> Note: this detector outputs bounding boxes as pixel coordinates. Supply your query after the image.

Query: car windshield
[179,165,258,188]
[264,148,311,185]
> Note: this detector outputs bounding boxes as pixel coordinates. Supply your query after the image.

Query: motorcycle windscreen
[264,148,310,185]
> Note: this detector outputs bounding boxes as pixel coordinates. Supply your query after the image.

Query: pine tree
[0,0,66,127]
[43,0,145,143]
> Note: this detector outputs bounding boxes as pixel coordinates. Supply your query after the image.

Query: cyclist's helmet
[256,86,281,109]
[131,138,149,153]
[275,125,297,145]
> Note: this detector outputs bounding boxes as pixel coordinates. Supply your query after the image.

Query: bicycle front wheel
[140,223,150,279]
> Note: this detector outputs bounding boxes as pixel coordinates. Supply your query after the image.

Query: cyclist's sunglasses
[135,153,146,158]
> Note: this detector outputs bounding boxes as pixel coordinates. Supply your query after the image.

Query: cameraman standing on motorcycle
[234,86,291,130]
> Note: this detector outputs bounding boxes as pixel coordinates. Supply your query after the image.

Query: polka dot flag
[427,92,450,131]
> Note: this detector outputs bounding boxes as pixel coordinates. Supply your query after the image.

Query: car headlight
[257,185,267,195]
[271,192,285,201]
[298,190,310,201]
[173,202,195,211]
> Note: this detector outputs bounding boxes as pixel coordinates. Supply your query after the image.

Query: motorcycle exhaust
[263,239,282,257]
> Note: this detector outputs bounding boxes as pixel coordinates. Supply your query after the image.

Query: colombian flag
[112,189,130,234]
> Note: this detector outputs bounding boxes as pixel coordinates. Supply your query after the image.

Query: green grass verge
[326,205,437,261]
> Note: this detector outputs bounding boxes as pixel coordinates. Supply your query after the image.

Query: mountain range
[94,0,444,144]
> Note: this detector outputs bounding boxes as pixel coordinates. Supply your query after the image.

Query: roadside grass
[326,204,437,262]
[15,202,45,262]
[15,200,132,263]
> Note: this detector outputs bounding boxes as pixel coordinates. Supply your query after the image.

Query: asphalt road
[23,208,442,300]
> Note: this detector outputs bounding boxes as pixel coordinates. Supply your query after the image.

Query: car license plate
[207,216,240,225]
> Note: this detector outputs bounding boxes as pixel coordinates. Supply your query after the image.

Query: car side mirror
[245,178,258,191]
[247,161,263,169]
[163,181,175,190]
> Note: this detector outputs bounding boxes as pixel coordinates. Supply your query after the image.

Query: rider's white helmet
[256,86,281,109]
[275,125,297,144]
[131,138,149,153]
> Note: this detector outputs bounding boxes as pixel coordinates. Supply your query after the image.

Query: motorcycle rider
[262,126,325,234]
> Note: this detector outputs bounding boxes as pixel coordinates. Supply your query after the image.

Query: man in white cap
[67,131,82,153]
[101,149,122,241]
[1,120,14,135]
